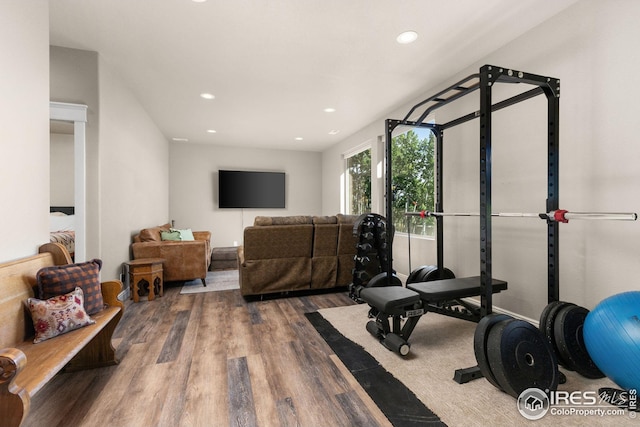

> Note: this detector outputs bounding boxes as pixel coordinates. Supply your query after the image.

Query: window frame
[343,142,372,216]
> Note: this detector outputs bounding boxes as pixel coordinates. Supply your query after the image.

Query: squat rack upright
[384,64,560,316]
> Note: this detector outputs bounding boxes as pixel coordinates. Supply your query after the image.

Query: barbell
[404,210,638,223]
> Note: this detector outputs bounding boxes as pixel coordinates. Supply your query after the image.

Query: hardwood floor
[23,283,392,427]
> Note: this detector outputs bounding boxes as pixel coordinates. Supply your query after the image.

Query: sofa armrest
[131,240,209,282]
[101,280,124,310]
[192,231,212,261]
[192,231,211,241]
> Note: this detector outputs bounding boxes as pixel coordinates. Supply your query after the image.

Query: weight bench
[360,276,508,356]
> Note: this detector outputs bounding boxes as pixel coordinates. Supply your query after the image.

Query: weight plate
[407,265,433,285]
[417,266,438,283]
[367,272,388,288]
[422,267,455,282]
[539,301,564,361]
[407,265,426,285]
[474,313,513,391]
[366,272,402,288]
[553,305,605,379]
[487,319,559,398]
[541,301,576,370]
[539,301,563,335]
[389,273,402,287]
[407,265,431,285]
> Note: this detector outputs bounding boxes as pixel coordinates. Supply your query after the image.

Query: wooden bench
[0,243,124,427]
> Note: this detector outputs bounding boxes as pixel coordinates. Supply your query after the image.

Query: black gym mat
[305,311,445,427]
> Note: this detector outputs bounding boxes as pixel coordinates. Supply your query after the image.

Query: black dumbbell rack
[384,65,561,317]
[351,213,392,289]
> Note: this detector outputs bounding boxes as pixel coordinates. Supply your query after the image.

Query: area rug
[309,304,635,427]
[180,269,239,294]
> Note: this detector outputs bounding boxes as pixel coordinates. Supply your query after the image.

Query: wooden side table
[126,258,165,302]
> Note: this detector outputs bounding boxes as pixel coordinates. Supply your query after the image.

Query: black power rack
[384,64,561,316]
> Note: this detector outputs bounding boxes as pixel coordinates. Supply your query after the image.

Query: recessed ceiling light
[324,107,336,113]
[172,137,189,142]
[328,130,340,135]
[396,31,418,44]
[295,137,303,141]
[207,129,217,133]
[192,0,207,3]
[200,93,215,100]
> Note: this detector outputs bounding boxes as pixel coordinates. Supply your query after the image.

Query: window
[391,128,435,237]
[345,147,371,215]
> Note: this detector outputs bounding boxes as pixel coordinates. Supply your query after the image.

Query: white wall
[98,60,170,280]
[169,143,322,247]
[50,46,169,280]
[0,1,49,262]
[322,0,640,319]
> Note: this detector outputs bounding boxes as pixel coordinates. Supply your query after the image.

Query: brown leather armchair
[131,223,212,285]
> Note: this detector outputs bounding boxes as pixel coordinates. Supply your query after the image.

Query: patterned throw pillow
[27,287,96,343]
[37,259,104,315]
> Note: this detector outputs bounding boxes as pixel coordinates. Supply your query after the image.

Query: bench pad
[360,286,421,314]
[407,276,508,302]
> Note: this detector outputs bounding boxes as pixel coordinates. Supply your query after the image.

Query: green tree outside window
[391,129,435,236]
[346,149,371,215]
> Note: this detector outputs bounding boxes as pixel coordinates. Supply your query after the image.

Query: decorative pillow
[161,230,181,241]
[172,228,195,241]
[37,259,104,315]
[27,287,95,344]
[139,223,171,242]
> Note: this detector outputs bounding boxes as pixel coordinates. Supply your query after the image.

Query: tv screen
[218,170,286,208]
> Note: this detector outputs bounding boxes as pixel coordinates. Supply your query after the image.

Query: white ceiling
[49,0,577,152]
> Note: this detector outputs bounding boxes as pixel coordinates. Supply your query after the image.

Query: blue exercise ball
[583,291,640,391]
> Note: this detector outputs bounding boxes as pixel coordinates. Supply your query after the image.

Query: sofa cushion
[313,224,338,256]
[336,213,360,224]
[139,223,171,242]
[313,215,338,224]
[254,215,312,226]
[244,225,313,259]
[337,222,359,256]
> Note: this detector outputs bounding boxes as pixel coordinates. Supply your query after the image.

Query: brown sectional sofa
[131,223,212,285]
[238,214,359,297]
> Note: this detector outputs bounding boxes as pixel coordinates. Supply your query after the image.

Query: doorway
[50,102,87,262]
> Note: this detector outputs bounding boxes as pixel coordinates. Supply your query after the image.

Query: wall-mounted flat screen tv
[218,170,286,208]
